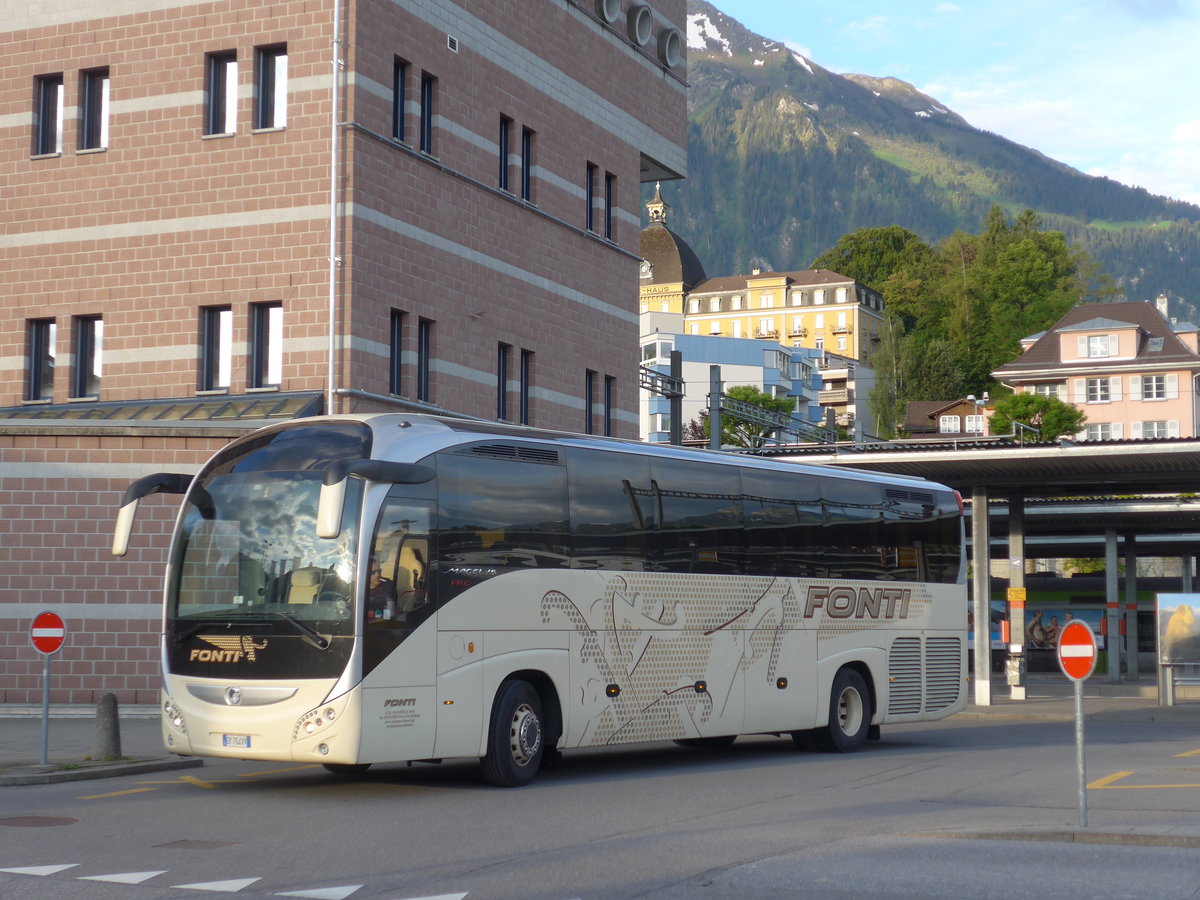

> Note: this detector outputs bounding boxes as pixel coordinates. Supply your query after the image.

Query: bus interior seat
[287,567,323,605]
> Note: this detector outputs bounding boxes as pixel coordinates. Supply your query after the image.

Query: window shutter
[1073,379,1086,404]
[1077,336,1088,357]
[1169,420,1180,438]
[1075,428,1087,440]
[1129,376,1142,401]
[1131,421,1143,439]
[1109,378,1122,401]
[1111,423,1123,439]
[1167,373,1179,399]
[1109,333,1119,355]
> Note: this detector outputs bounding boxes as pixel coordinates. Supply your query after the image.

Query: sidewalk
[0,704,200,786]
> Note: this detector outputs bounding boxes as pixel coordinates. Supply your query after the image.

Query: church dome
[639,184,706,290]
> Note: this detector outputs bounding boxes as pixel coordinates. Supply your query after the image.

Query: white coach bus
[113,414,966,786]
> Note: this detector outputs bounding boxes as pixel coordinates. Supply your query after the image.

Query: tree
[988,393,1085,442]
[689,385,799,448]
[811,225,935,289]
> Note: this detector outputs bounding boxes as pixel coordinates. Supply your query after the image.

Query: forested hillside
[668,1,1200,320]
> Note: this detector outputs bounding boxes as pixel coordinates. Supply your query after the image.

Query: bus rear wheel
[815,668,871,753]
[482,680,544,787]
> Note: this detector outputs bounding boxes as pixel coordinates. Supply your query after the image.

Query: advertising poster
[1158,594,1200,664]
[1023,607,1106,651]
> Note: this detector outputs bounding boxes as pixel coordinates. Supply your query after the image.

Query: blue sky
[706,1,1200,206]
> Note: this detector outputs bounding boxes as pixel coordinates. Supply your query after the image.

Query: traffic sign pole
[1058,620,1098,829]
[30,612,67,767]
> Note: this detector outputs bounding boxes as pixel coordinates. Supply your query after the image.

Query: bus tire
[815,668,871,753]
[482,680,544,787]
[674,735,737,749]
[323,762,371,776]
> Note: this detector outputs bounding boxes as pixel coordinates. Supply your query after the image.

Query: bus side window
[368,498,432,622]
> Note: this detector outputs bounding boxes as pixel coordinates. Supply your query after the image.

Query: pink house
[993,298,1200,440]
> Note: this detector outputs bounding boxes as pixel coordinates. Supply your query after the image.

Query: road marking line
[80,787,157,800]
[238,764,321,777]
[1088,771,1133,788]
[1174,748,1200,757]
[180,774,220,789]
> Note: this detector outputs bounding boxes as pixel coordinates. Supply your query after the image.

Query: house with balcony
[993,298,1200,440]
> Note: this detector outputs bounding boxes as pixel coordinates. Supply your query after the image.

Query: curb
[0,756,203,787]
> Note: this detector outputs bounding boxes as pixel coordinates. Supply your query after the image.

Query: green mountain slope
[672,1,1200,318]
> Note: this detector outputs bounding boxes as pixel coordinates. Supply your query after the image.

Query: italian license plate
[222,733,251,749]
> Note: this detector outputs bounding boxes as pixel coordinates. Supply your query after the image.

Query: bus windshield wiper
[267,612,331,650]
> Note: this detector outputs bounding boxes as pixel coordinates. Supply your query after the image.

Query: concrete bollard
[92,692,123,761]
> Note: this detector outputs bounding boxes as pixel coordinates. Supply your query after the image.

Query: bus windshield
[167,422,371,643]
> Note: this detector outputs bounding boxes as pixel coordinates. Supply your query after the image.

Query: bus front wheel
[482,680,544,787]
[815,668,871,753]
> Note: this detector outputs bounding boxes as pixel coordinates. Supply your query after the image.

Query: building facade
[639,332,825,443]
[1,0,688,703]
[637,189,882,437]
[993,299,1200,441]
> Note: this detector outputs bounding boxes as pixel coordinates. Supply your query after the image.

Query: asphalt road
[4,710,1200,899]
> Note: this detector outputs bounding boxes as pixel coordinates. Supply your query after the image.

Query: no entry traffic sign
[1058,619,1097,682]
[30,611,66,655]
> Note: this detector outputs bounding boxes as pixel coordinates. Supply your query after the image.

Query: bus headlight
[163,699,187,734]
[293,696,350,742]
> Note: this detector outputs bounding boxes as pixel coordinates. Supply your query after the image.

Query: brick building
[0,0,688,702]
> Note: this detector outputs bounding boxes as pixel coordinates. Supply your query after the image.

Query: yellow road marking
[179,775,219,789]
[1088,771,1133,789]
[1174,748,1200,758]
[79,787,157,800]
[1089,770,1200,789]
[237,764,320,777]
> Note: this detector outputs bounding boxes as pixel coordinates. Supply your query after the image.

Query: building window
[814,290,825,305]
[760,294,774,309]
[250,302,282,388]
[731,295,743,310]
[814,335,824,350]
[604,172,615,240]
[585,370,596,434]
[519,349,532,424]
[497,342,511,420]
[689,323,700,335]
[34,74,64,155]
[836,287,848,303]
[1085,423,1114,441]
[72,316,103,398]
[200,306,232,391]
[392,57,408,142]
[419,72,435,154]
[389,310,405,395]
[1033,383,1063,399]
[1141,420,1170,439]
[520,127,534,201]
[731,320,742,338]
[965,414,985,435]
[688,298,700,314]
[80,67,110,150]
[1086,377,1111,403]
[836,335,848,352]
[709,298,721,313]
[1141,374,1166,400]
[254,45,287,129]
[499,116,512,190]
[205,51,238,135]
[585,163,597,231]
[1085,334,1113,358]
[604,375,614,436]
[26,319,56,401]
[417,317,432,401]
[938,415,961,434]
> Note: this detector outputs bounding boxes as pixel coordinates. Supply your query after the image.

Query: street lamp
[965,392,990,435]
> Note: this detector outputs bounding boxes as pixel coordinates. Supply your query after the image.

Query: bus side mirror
[317,460,435,539]
[112,472,192,557]
[317,479,347,540]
